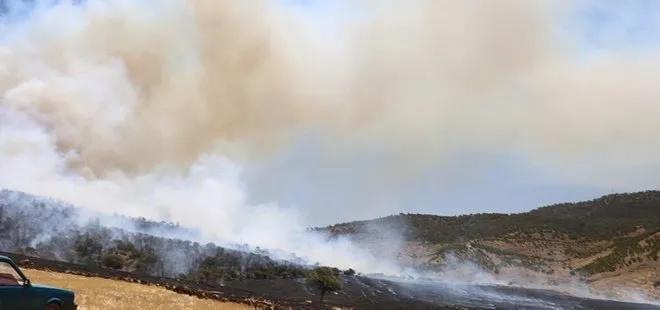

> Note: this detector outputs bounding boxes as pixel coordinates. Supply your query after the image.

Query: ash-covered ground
[5,251,660,310]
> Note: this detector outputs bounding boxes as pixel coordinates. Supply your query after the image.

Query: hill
[317,191,660,300]
[1,189,660,308]
[0,189,315,284]
[320,191,660,242]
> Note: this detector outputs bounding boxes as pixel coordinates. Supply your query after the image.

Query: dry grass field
[589,261,660,302]
[23,269,253,310]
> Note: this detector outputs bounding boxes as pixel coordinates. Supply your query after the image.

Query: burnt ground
[3,251,659,310]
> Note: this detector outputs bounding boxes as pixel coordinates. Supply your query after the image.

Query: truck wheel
[45,302,61,310]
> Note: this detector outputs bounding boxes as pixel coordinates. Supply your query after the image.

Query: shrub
[101,254,124,270]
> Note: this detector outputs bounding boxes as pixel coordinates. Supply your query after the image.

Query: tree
[73,234,104,265]
[343,268,356,276]
[197,256,225,284]
[309,267,341,303]
[101,254,124,270]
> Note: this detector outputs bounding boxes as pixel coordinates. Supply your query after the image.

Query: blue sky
[571,0,660,51]
[282,0,660,51]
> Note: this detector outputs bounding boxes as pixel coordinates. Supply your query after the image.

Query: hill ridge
[320,190,660,227]
[314,190,660,301]
[319,190,660,242]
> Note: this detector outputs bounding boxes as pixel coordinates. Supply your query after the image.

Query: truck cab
[0,255,77,310]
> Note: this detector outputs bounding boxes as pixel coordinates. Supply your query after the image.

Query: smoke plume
[1,0,659,272]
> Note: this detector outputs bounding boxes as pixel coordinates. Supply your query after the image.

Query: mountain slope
[2,188,659,303]
[318,191,660,300]
[321,191,660,243]
[0,189,313,283]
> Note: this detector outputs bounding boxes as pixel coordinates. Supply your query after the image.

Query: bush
[197,257,225,284]
[101,254,124,270]
[74,235,104,265]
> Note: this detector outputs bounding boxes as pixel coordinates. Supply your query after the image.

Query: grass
[23,269,252,310]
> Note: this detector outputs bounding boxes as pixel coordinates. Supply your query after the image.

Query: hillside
[321,191,660,242]
[1,189,660,308]
[319,191,660,300]
[0,189,314,284]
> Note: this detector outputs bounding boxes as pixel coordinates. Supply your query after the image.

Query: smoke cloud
[0,0,659,272]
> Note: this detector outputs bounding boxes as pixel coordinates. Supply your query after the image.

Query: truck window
[0,261,23,286]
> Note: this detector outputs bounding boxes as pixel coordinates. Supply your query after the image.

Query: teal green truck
[0,255,77,310]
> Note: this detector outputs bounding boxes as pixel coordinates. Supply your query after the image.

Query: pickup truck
[0,255,77,310]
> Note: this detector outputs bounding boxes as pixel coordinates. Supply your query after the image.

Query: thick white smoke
[1,0,660,276]
[0,0,405,273]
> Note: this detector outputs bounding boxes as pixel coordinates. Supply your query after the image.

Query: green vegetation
[575,230,659,276]
[73,233,104,265]
[320,191,660,244]
[101,253,124,270]
[308,267,341,303]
